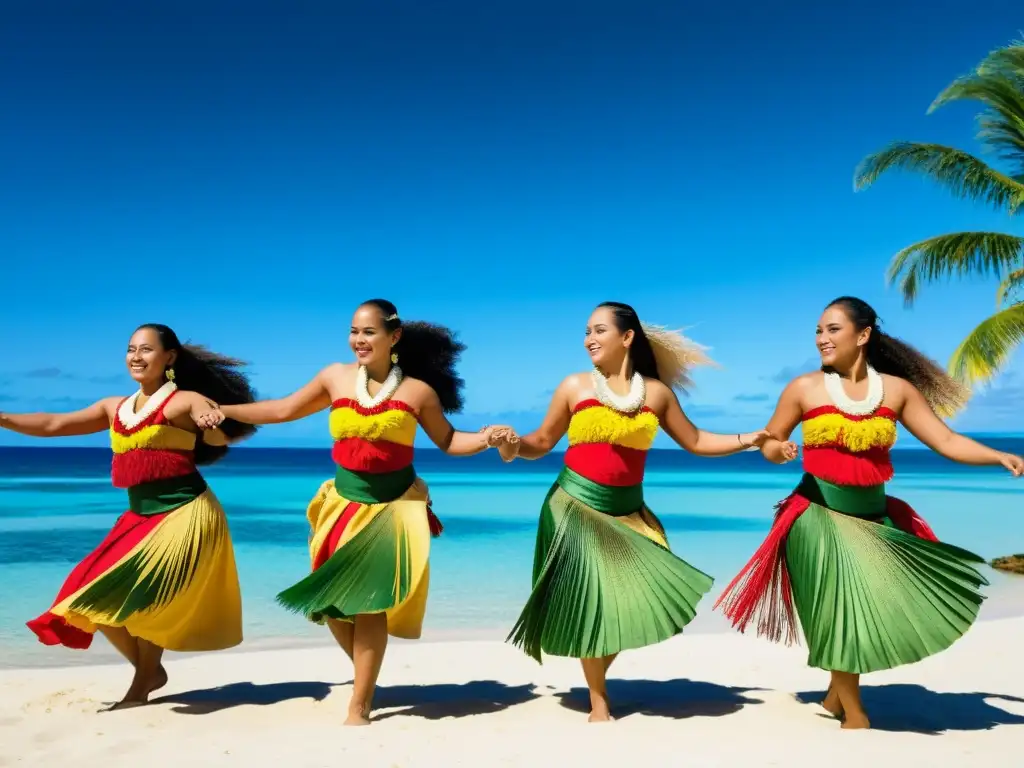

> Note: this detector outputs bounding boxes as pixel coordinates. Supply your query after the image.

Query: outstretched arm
[499,379,573,461]
[0,398,116,438]
[660,390,769,456]
[418,391,494,456]
[900,381,1021,473]
[215,367,333,425]
[759,379,805,464]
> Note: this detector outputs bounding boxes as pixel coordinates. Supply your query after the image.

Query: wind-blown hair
[136,324,258,464]
[825,296,970,416]
[597,302,715,392]
[360,299,466,413]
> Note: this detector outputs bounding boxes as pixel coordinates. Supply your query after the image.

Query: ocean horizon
[2,441,1022,669]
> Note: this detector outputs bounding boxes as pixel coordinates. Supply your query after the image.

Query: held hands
[778,441,800,463]
[1000,452,1024,477]
[480,424,521,462]
[738,429,772,450]
[194,406,226,431]
[742,428,799,462]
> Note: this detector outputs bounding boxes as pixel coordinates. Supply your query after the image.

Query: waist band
[334,463,416,504]
[126,471,208,516]
[556,466,643,516]
[796,473,886,519]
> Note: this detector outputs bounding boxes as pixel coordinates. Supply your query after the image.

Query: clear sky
[1,1,1021,447]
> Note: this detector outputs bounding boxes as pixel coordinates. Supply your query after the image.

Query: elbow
[41,417,63,437]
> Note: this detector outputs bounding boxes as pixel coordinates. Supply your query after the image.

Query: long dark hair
[137,324,258,464]
[597,301,661,381]
[825,297,969,415]
[359,299,466,413]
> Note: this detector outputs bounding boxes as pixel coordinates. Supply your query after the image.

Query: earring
[391,351,399,365]
[166,367,176,382]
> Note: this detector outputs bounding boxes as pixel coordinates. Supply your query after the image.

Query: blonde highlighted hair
[596,302,716,393]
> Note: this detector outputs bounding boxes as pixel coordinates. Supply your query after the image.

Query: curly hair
[137,324,258,464]
[359,299,466,413]
[825,297,970,416]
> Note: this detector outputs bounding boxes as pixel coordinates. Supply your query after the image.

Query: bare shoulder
[321,362,353,382]
[97,396,123,417]
[563,372,591,392]
[787,371,823,398]
[879,373,912,407]
[791,371,823,391]
[397,376,439,410]
[642,377,673,406]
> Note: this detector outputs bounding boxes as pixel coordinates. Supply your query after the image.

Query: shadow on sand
[150,680,341,714]
[371,679,541,721]
[796,684,1024,734]
[557,678,763,720]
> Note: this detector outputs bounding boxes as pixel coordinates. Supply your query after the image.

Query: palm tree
[855,41,1024,386]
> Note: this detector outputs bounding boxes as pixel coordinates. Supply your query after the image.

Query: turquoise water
[1,444,1022,669]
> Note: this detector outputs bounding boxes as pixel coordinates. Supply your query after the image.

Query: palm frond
[854,143,1024,213]
[930,73,1024,175]
[886,232,1024,304]
[948,302,1024,385]
[976,40,1024,79]
[996,267,1024,307]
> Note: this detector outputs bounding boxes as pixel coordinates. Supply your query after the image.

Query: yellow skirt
[276,477,432,639]
[29,488,242,652]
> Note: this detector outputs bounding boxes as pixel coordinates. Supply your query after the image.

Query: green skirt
[507,467,714,662]
[785,476,988,674]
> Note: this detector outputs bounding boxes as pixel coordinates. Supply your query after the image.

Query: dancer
[715,296,1023,730]
[195,299,512,725]
[495,301,770,722]
[1,324,256,708]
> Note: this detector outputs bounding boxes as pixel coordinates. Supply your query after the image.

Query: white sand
[2,617,1023,767]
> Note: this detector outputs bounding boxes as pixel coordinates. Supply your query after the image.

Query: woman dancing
[715,296,1023,730]
[495,301,769,722]
[1,324,256,708]
[195,299,511,725]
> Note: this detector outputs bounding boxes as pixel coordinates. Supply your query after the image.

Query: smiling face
[816,304,871,369]
[584,306,633,369]
[350,304,400,367]
[125,327,176,386]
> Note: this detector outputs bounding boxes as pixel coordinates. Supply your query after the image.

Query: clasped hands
[481,424,521,462]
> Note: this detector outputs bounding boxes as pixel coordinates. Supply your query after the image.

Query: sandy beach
[2,616,1023,767]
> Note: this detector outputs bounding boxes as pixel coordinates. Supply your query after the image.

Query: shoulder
[643,377,670,396]
[321,362,352,379]
[787,371,823,395]
[879,372,909,390]
[556,373,593,404]
[399,376,440,409]
[563,372,591,390]
[97,396,124,416]
[879,373,914,404]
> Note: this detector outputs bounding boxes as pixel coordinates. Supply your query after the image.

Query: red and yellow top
[110,391,198,489]
[329,398,418,473]
[801,405,897,486]
[563,399,659,486]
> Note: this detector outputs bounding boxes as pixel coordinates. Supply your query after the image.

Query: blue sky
[1,1,1021,448]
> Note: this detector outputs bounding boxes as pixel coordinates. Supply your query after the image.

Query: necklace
[824,365,884,416]
[118,380,178,429]
[356,365,402,409]
[591,368,646,413]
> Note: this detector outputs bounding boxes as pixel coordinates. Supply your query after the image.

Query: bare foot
[841,712,871,730]
[150,665,169,694]
[588,694,613,723]
[822,687,843,719]
[344,703,371,726]
[106,665,169,711]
